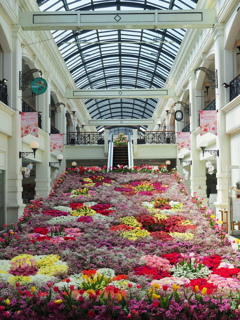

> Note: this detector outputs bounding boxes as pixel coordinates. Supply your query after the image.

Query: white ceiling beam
[66,88,175,99]
[19,9,215,31]
[87,119,155,126]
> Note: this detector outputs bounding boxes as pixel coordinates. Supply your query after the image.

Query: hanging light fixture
[19,141,39,158]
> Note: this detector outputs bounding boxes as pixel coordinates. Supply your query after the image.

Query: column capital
[189,71,196,81]
[213,23,224,41]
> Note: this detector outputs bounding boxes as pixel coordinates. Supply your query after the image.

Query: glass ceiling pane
[37,0,198,125]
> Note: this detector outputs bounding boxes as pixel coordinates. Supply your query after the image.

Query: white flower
[47,216,77,225]
[0,260,11,272]
[110,280,137,289]
[91,214,112,222]
[30,274,58,284]
[96,268,115,278]
[84,202,97,207]
[53,206,72,212]
[142,201,154,208]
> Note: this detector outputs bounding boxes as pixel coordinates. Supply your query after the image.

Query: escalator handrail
[128,133,134,169]
[107,133,114,172]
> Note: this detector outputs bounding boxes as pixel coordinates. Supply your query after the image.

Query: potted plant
[113,133,128,147]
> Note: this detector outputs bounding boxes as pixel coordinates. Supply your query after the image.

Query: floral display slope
[1,165,240,319]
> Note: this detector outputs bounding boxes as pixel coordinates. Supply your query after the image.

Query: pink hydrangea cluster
[140,255,172,272]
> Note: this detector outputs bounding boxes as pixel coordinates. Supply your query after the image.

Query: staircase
[113,147,128,167]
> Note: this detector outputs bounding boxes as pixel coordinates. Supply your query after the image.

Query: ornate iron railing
[67,132,104,145]
[137,131,176,144]
[0,81,8,105]
[230,73,240,101]
[182,124,190,132]
[203,98,216,110]
[22,100,42,129]
[51,124,60,134]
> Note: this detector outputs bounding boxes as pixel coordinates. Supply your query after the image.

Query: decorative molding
[0,102,15,116]
[221,95,240,113]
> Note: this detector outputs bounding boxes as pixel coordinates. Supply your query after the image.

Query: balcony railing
[67,132,104,145]
[22,100,42,129]
[182,124,190,132]
[137,131,176,144]
[203,98,216,111]
[0,81,8,105]
[230,73,240,101]
[51,124,60,134]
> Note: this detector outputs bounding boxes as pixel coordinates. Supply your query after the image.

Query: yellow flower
[152,293,160,299]
[172,283,180,291]
[9,276,32,285]
[181,219,193,225]
[54,299,63,304]
[0,270,7,274]
[120,228,150,240]
[12,254,34,262]
[201,287,208,295]
[120,216,142,227]
[38,264,68,276]
[36,255,60,267]
[170,232,194,240]
[210,215,216,218]
[5,299,10,305]
[195,285,199,292]
[31,286,37,293]
[216,220,223,224]
[85,289,95,295]
[116,293,122,301]
[153,213,167,220]
[151,283,160,289]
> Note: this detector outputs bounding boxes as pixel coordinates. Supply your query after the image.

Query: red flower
[87,310,95,318]
[150,231,173,241]
[212,267,240,278]
[134,266,171,279]
[69,203,83,210]
[33,227,49,235]
[189,278,217,294]
[200,255,222,270]
[63,236,76,241]
[36,236,51,241]
[161,252,184,265]
[152,300,159,307]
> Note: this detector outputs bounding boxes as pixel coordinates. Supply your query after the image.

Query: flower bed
[1,166,240,319]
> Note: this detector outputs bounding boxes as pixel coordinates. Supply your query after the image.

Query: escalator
[107,133,134,171]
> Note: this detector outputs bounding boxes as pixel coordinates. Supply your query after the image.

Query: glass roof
[37,0,198,124]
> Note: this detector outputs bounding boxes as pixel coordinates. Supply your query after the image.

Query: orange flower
[111,274,128,281]
[82,269,97,276]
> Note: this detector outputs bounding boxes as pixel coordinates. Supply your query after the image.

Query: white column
[104,129,109,156]
[189,71,207,197]
[132,129,138,156]
[56,103,67,150]
[213,24,231,214]
[35,79,51,197]
[190,133,207,198]
[5,27,25,223]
